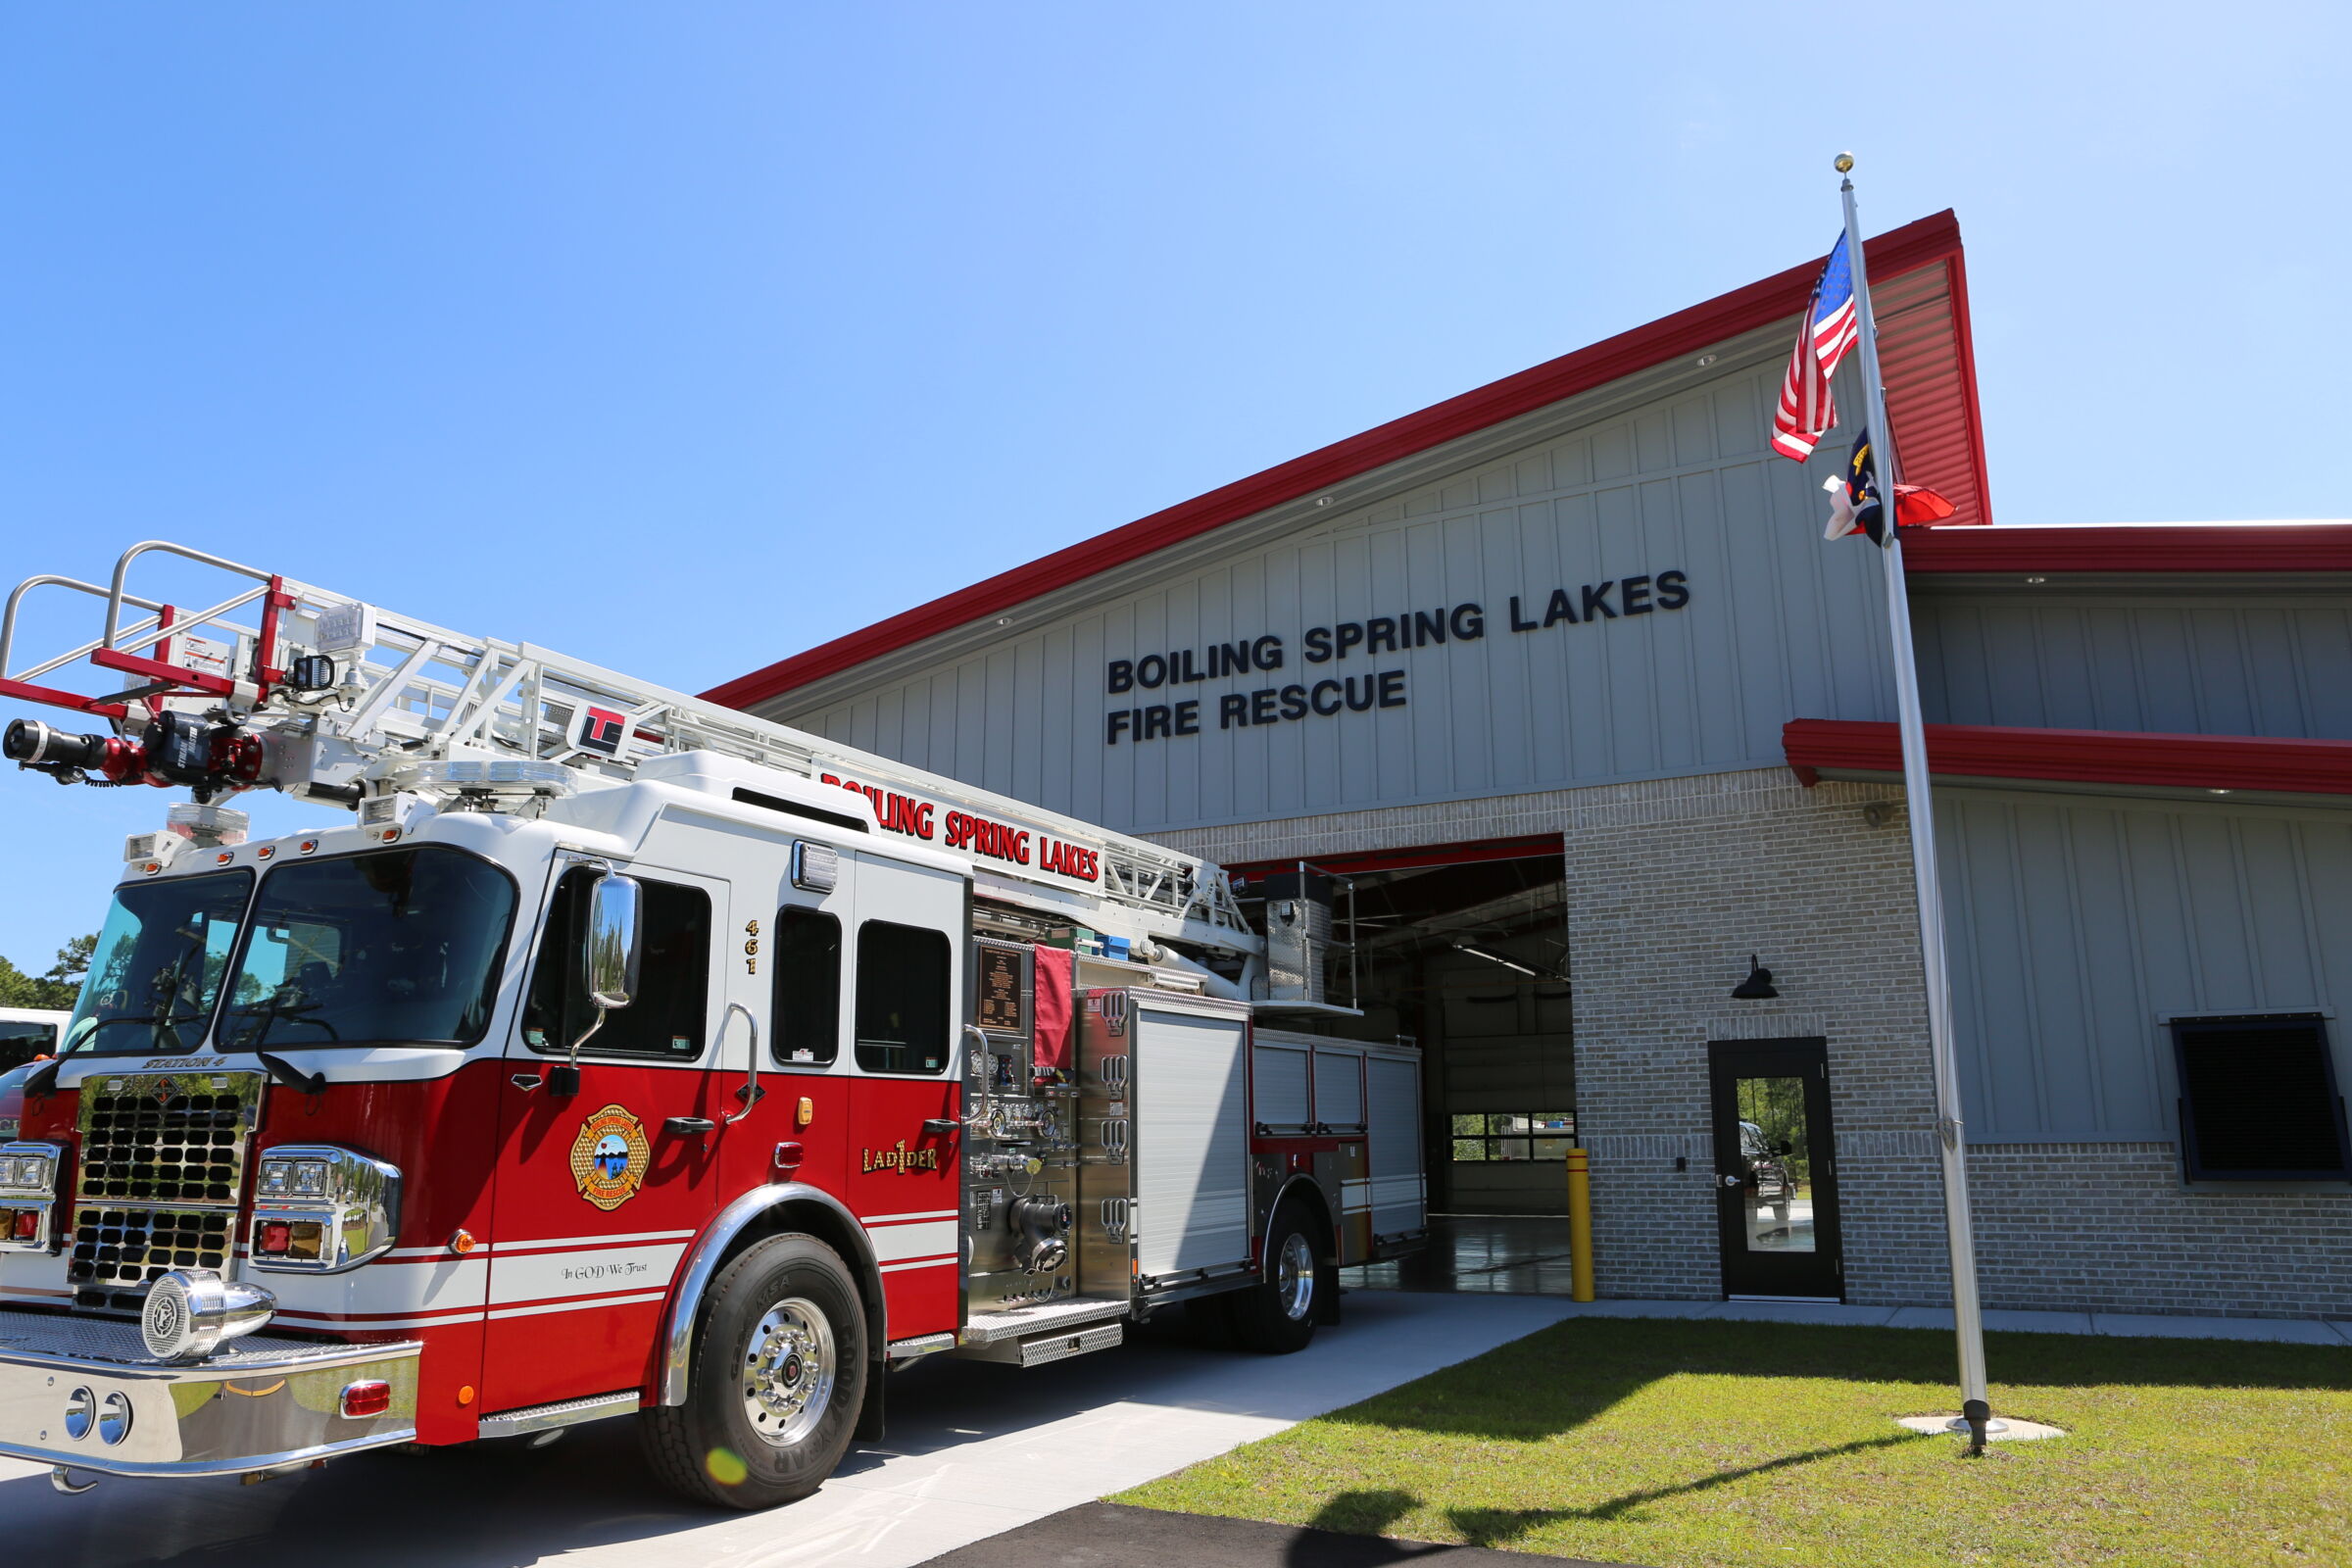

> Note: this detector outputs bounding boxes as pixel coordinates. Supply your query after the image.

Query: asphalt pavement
[912,1501,1641,1567]
[0,1290,1577,1568]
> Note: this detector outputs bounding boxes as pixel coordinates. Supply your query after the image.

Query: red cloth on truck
[1033,944,1074,1073]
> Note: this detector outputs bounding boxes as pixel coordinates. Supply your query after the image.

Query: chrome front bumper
[0,1308,419,1477]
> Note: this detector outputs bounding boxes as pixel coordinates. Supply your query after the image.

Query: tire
[641,1232,867,1510]
[1227,1205,1324,1355]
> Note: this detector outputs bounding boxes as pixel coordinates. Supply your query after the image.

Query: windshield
[65,870,254,1054]
[217,846,518,1051]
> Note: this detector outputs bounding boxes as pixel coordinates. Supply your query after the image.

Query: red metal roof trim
[708,212,1977,710]
[1875,255,1991,528]
[1900,523,2352,575]
[1784,717,2352,796]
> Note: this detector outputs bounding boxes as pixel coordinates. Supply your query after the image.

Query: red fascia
[707,212,1971,711]
[1783,718,2352,796]
[1901,523,2352,575]
[1225,833,1563,882]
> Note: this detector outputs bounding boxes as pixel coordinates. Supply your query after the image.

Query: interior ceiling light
[1451,940,1559,981]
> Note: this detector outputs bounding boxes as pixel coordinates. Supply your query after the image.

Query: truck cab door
[838,851,964,1344]
[481,861,733,1415]
[718,842,854,1212]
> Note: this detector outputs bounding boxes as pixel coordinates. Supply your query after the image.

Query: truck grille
[69,1206,236,1304]
[72,1070,263,1308]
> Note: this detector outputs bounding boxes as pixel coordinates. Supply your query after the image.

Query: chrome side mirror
[553,871,642,1097]
[584,872,642,1010]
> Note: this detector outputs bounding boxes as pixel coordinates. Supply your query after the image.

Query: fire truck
[0,542,1426,1507]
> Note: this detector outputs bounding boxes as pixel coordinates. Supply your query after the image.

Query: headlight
[250,1145,401,1273]
[0,1141,63,1252]
[141,1269,275,1361]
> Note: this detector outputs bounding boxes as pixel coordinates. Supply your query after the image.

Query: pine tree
[0,935,97,1010]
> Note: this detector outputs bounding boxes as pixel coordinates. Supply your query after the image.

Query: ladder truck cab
[0,543,1427,1508]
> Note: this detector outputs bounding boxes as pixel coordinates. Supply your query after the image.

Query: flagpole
[1834,152,1992,1441]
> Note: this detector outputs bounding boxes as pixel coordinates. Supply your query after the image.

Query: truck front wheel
[642,1232,867,1510]
[1227,1207,1325,1354]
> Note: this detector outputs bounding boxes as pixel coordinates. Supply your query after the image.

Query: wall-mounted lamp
[1731,955,1779,1000]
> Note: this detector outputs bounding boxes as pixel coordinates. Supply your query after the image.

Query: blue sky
[0,4,2344,970]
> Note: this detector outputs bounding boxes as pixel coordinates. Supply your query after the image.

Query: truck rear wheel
[1227,1206,1324,1354]
[641,1232,867,1510]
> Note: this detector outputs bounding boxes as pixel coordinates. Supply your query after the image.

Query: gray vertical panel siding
[1916,597,2352,739]
[785,361,1895,836]
[1939,791,2352,1142]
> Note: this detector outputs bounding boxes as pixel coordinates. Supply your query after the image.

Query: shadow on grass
[1443,1434,1918,1545]
[1321,1316,2352,1443]
[1275,1437,1923,1562]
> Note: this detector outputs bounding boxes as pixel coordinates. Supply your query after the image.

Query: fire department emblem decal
[569,1104,651,1211]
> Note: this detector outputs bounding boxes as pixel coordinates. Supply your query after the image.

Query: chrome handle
[721,1001,762,1126]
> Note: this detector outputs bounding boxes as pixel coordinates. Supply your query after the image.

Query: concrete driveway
[0,1291,1573,1568]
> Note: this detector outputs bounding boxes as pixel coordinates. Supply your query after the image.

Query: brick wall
[1548,769,1948,1305]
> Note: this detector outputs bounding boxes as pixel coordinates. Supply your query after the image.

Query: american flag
[1769,232,1861,462]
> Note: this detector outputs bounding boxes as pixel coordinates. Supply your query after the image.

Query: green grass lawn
[1114,1318,2351,1567]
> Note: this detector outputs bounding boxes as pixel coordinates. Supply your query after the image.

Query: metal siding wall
[1939,791,2352,1142]
[1916,597,2352,739]
[784,361,1896,835]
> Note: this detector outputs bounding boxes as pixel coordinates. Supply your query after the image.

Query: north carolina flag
[1770,233,1861,462]
[1822,425,1957,545]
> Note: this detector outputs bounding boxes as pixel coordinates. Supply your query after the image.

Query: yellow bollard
[1565,1146,1595,1302]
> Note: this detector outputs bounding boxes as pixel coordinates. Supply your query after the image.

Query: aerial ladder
[0,539,1257,968]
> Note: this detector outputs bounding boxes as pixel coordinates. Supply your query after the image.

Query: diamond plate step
[476,1389,639,1441]
[956,1297,1130,1346]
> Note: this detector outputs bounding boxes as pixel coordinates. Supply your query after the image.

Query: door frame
[1705,1037,1843,1301]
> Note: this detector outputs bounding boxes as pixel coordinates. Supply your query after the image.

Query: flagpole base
[1894,1414,2065,1442]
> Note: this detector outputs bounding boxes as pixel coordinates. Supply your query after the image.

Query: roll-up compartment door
[1251,1034,1312,1130]
[1314,1045,1365,1130]
[1365,1050,1427,1236]
[1134,1001,1253,1278]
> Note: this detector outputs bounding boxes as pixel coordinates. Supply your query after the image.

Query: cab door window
[524,867,710,1059]
[854,920,950,1075]
[771,906,842,1066]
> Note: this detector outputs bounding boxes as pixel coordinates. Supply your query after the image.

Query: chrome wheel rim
[1275,1231,1315,1322]
[741,1297,836,1447]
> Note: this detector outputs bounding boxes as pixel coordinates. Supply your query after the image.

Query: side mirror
[584,873,643,1010]
[1776,1140,1793,1157]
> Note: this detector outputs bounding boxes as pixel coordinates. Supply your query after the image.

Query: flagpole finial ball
[1834,151,1855,172]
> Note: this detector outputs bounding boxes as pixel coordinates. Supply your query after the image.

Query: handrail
[102,540,273,649]
[720,1002,761,1126]
[1,576,168,680]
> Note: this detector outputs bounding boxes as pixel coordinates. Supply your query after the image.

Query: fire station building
[709,210,2352,1321]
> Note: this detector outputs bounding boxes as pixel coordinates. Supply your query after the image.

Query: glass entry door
[1706,1038,1841,1299]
